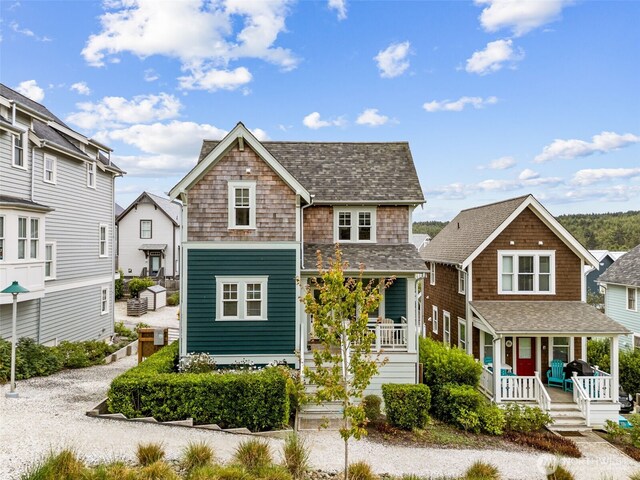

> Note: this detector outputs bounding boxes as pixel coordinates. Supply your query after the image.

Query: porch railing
[572,373,612,401]
[534,371,551,412]
[500,375,537,401]
[593,367,611,377]
[573,376,591,426]
[367,320,408,352]
[479,366,494,398]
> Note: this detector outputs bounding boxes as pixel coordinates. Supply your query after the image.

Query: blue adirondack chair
[484,356,493,366]
[546,359,565,389]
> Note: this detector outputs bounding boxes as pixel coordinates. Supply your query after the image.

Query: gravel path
[0,357,637,480]
[115,300,179,330]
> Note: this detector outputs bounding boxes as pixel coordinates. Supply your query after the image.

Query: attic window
[228,180,256,229]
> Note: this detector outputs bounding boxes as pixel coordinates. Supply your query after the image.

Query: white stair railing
[534,371,551,412]
[480,365,494,398]
[572,375,591,426]
[574,374,612,401]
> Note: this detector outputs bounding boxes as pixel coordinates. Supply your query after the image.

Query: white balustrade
[367,321,408,352]
[500,376,537,401]
[534,371,551,412]
[480,366,494,397]
[573,374,612,401]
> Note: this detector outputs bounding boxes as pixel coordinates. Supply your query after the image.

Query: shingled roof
[420,195,529,265]
[303,243,427,273]
[599,244,640,287]
[198,140,424,204]
[117,191,181,226]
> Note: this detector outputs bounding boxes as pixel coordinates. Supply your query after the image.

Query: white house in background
[0,83,124,344]
[116,192,181,279]
[411,233,431,252]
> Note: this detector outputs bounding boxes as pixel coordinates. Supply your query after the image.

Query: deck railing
[367,320,408,352]
[573,373,612,401]
[534,371,551,412]
[479,366,494,398]
[573,377,591,426]
[500,375,537,401]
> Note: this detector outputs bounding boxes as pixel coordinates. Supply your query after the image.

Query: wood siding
[423,263,466,346]
[303,206,333,243]
[186,248,297,357]
[385,278,407,321]
[188,144,297,242]
[472,207,582,301]
[604,284,638,350]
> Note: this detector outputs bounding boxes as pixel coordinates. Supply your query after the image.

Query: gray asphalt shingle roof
[599,244,640,287]
[303,243,427,272]
[420,195,530,264]
[198,140,425,204]
[0,195,53,212]
[118,192,181,226]
[470,301,629,335]
[0,84,65,124]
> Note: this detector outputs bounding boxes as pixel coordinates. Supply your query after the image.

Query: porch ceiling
[469,301,630,335]
[303,243,427,273]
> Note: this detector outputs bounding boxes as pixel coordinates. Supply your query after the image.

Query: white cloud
[10,20,51,42]
[465,39,524,75]
[518,168,539,180]
[143,69,159,82]
[70,82,91,96]
[250,128,270,141]
[428,172,562,200]
[475,0,572,37]
[374,41,411,78]
[356,108,389,127]
[571,168,640,186]
[426,182,468,200]
[178,66,252,92]
[302,112,345,129]
[14,80,44,102]
[424,96,498,112]
[82,0,297,89]
[478,156,516,170]
[66,93,182,130]
[534,131,640,163]
[328,0,347,20]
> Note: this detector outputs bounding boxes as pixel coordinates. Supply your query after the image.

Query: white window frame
[443,310,451,345]
[17,216,27,259]
[333,207,377,243]
[458,269,466,295]
[12,132,26,169]
[29,218,39,259]
[498,250,555,294]
[627,287,637,312]
[87,162,96,188]
[550,336,573,365]
[481,331,494,362]
[45,242,56,280]
[101,286,109,315]
[228,180,256,229]
[140,220,152,239]
[99,224,108,258]
[0,215,4,261]
[43,154,57,184]
[458,318,467,350]
[215,276,268,321]
[432,305,438,334]
[429,262,436,286]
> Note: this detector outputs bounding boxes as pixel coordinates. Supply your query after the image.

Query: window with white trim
[44,154,57,184]
[551,336,570,363]
[627,287,637,312]
[216,276,268,320]
[429,262,436,286]
[101,286,109,315]
[29,218,39,259]
[87,162,96,188]
[458,318,467,350]
[18,217,27,259]
[432,305,438,333]
[0,216,4,261]
[443,310,451,345]
[333,207,376,243]
[498,251,555,294]
[45,242,56,279]
[482,331,494,362]
[228,181,256,229]
[12,133,25,168]
[99,224,108,257]
[140,220,152,239]
[458,269,466,294]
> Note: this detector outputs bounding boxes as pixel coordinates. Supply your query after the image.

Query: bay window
[499,251,555,294]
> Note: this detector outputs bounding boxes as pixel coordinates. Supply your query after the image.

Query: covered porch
[470,300,630,428]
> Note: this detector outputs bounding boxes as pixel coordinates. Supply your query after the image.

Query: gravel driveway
[115,300,179,330]
[1,357,637,480]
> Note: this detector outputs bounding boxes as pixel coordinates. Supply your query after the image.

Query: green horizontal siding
[186,249,297,356]
[385,277,407,321]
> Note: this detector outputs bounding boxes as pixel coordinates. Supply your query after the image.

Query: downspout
[300,195,315,269]
[31,146,35,201]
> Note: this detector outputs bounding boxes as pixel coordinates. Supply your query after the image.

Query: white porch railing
[593,367,611,377]
[497,372,550,411]
[367,320,408,352]
[534,372,551,412]
[479,366,494,398]
[573,373,613,401]
[573,377,591,426]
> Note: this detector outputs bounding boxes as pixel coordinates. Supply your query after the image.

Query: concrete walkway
[115,300,179,330]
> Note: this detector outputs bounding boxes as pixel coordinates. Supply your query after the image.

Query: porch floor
[545,385,573,403]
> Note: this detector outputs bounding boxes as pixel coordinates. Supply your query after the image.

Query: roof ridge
[201,140,409,145]
[459,194,530,213]
[0,83,55,119]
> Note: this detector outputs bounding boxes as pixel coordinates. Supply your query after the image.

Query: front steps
[548,402,589,431]
[296,401,344,430]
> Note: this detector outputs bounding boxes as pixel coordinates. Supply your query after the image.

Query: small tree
[301,247,391,480]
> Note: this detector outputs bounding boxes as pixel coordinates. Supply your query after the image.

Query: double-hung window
[628,287,637,311]
[443,311,451,345]
[432,305,438,333]
[45,242,56,279]
[99,224,108,257]
[333,208,376,243]
[18,217,27,259]
[458,269,466,294]
[101,286,109,315]
[458,318,467,350]
[12,133,25,168]
[216,277,268,320]
[44,154,56,184]
[482,331,494,362]
[429,262,436,286]
[0,216,4,261]
[499,251,555,294]
[140,220,152,239]
[551,337,570,363]
[29,218,39,259]
[87,162,96,188]
[228,181,256,229]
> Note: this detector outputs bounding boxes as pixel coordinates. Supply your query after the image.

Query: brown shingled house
[420,194,628,428]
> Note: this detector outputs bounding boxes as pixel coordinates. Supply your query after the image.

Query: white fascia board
[0,122,25,135]
[28,130,43,147]
[468,304,497,337]
[41,141,92,163]
[169,123,310,203]
[47,121,89,145]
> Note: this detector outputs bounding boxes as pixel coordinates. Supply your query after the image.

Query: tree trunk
[344,436,349,480]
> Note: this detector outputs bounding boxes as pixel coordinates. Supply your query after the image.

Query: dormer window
[228,180,256,229]
[333,207,376,243]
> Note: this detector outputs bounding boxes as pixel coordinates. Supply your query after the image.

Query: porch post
[407,276,417,353]
[581,337,587,362]
[493,337,502,403]
[611,335,619,404]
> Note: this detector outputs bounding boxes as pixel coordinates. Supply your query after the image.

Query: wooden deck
[546,385,573,403]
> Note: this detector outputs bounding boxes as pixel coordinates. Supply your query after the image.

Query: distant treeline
[413,211,640,251]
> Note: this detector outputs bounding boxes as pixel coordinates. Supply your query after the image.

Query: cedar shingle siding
[424,263,466,345]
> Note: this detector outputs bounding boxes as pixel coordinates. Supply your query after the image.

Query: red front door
[516,337,536,376]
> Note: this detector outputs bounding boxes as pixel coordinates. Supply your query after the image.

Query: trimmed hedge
[432,383,482,425]
[419,337,482,390]
[107,342,290,431]
[381,383,431,430]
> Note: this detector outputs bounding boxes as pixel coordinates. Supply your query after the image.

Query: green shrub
[282,433,309,480]
[107,342,290,431]
[136,442,165,466]
[114,322,137,340]
[194,465,249,480]
[86,461,138,480]
[21,449,87,480]
[138,460,179,480]
[432,383,482,427]
[503,403,552,432]
[587,339,610,372]
[167,292,180,306]
[621,348,640,396]
[363,394,382,423]
[233,439,273,472]
[345,461,378,480]
[478,403,505,435]
[465,461,500,480]
[181,441,215,473]
[381,383,431,430]
[115,270,124,300]
[128,277,155,298]
[253,465,292,480]
[54,340,112,369]
[629,414,640,448]
[419,337,482,391]
[605,419,626,442]
[14,338,62,381]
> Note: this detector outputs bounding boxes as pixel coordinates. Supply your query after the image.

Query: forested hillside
[414,211,640,251]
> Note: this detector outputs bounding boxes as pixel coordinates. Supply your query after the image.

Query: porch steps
[296,401,344,430]
[548,403,589,430]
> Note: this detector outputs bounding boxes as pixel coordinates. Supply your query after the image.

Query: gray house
[0,84,124,344]
[585,249,626,297]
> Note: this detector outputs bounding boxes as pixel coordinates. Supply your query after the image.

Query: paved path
[115,300,179,330]
[0,358,637,480]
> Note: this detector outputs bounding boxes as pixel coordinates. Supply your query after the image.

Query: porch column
[407,276,417,353]
[611,335,620,404]
[493,336,502,403]
[581,337,587,362]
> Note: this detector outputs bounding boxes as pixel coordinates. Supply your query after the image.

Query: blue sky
[1,0,639,221]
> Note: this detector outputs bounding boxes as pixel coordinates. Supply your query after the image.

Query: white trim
[497,250,555,294]
[0,215,4,262]
[44,241,56,280]
[227,180,257,230]
[626,286,637,312]
[429,262,436,285]
[196,354,299,365]
[99,223,108,257]
[443,310,451,345]
[333,207,377,243]
[45,275,115,293]
[215,276,269,321]
[580,258,586,302]
[458,268,466,295]
[185,242,299,249]
[432,305,438,333]
[480,330,494,361]
[43,153,57,184]
[47,121,89,145]
[100,285,109,315]
[549,336,573,365]
[458,317,467,350]
[87,162,96,188]
[11,132,27,170]
[169,122,310,203]
[461,195,599,269]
